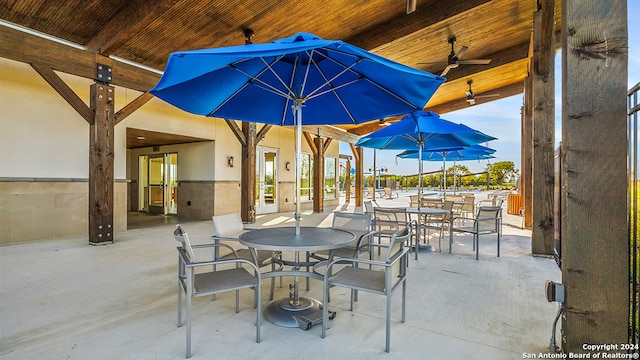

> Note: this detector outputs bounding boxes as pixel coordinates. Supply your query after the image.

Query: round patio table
[239,226,354,329]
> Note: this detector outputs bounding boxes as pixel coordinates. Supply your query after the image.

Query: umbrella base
[413,244,435,253]
[264,297,335,330]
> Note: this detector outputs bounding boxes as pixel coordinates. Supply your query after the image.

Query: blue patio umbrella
[396,144,496,193]
[356,111,496,200]
[150,32,445,233]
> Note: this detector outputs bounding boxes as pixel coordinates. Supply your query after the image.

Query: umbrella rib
[304,54,360,123]
[320,48,421,109]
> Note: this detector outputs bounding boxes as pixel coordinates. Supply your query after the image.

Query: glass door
[138,153,178,215]
[255,147,278,214]
[147,155,165,214]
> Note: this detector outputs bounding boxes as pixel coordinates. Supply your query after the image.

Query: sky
[340,1,640,176]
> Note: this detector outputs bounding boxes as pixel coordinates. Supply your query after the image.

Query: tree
[488,161,519,185]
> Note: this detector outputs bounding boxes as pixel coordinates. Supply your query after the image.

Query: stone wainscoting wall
[0,179,127,245]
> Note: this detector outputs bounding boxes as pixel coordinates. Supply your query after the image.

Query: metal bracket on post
[96,63,112,84]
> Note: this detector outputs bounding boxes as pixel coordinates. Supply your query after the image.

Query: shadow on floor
[127,212,180,229]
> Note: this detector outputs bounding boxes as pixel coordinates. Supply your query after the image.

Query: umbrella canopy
[397,145,496,193]
[396,144,496,160]
[150,32,445,125]
[356,111,496,201]
[355,111,496,151]
[150,32,445,232]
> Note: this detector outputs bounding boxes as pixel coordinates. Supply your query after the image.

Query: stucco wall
[0,57,342,242]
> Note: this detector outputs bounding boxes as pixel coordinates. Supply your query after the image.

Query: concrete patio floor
[0,191,562,359]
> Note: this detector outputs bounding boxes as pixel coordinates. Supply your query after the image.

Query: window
[324,157,337,199]
[300,153,313,201]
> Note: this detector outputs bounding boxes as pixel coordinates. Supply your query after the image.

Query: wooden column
[312,136,325,213]
[531,0,556,255]
[345,157,351,203]
[561,0,628,351]
[89,83,115,244]
[522,76,534,229]
[351,144,364,207]
[241,122,257,223]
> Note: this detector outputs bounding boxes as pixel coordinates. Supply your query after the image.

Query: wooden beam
[84,0,179,54]
[561,0,628,351]
[30,63,93,124]
[425,82,524,114]
[303,132,318,155]
[225,119,246,147]
[531,2,556,255]
[344,0,491,51]
[0,25,160,92]
[115,92,153,125]
[256,124,273,142]
[301,125,361,144]
[88,83,115,244]
[322,138,333,154]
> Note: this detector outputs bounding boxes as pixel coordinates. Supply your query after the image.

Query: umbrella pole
[453,159,457,194]
[295,104,302,236]
[418,142,423,209]
[442,157,446,200]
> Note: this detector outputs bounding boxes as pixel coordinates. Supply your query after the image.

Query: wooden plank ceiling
[0,0,562,145]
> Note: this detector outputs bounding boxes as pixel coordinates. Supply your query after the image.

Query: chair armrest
[327,245,409,270]
[177,247,262,273]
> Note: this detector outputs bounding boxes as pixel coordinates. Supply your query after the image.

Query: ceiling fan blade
[475,93,501,99]
[440,64,458,76]
[455,46,469,59]
[458,59,492,65]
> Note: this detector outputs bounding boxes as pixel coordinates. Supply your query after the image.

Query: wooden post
[313,136,325,213]
[345,157,351,203]
[561,0,629,351]
[88,82,115,244]
[351,144,364,208]
[531,0,556,255]
[241,122,256,223]
[523,76,534,229]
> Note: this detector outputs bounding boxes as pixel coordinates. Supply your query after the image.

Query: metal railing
[628,82,640,345]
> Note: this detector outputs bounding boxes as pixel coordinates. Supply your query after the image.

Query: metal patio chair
[449,206,502,260]
[212,213,282,300]
[174,224,262,358]
[321,227,411,352]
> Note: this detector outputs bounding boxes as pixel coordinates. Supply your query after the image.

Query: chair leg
[322,281,330,338]
[475,234,479,260]
[186,270,193,358]
[178,282,183,327]
[256,285,262,343]
[385,292,391,353]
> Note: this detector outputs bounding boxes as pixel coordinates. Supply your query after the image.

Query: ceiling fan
[438,36,492,77]
[465,80,500,105]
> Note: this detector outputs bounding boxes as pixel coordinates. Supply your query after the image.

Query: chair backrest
[441,200,455,220]
[174,224,196,261]
[364,200,374,214]
[384,187,392,196]
[332,212,372,241]
[387,227,411,279]
[476,206,502,233]
[422,197,442,208]
[409,195,418,207]
[461,195,475,210]
[212,213,244,238]
[373,207,410,231]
